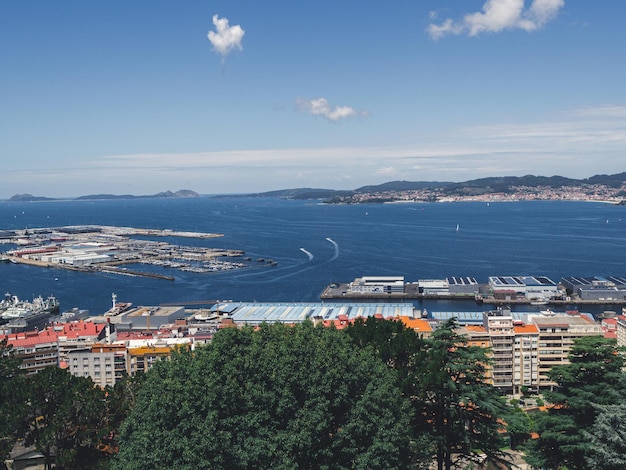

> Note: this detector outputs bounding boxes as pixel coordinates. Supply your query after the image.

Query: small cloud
[296,98,369,122]
[376,166,397,176]
[207,14,245,59]
[427,0,564,40]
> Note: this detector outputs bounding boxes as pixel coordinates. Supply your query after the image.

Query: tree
[0,338,26,461]
[345,316,425,387]
[524,336,626,470]
[345,316,433,467]
[113,322,413,469]
[101,372,146,457]
[584,404,626,470]
[20,366,108,469]
[412,318,508,470]
[502,405,532,450]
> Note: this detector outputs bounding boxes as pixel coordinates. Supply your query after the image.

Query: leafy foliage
[524,336,626,470]
[412,318,508,470]
[0,338,26,461]
[21,366,108,469]
[584,404,626,470]
[113,322,412,469]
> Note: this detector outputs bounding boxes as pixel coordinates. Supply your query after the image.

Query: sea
[1,197,626,317]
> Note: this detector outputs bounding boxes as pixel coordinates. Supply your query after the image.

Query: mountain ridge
[5,172,626,202]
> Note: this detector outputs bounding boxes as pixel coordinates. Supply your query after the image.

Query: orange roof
[128,346,172,356]
[398,316,432,332]
[465,325,487,333]
[49,320,104,339]
[514,324,539,334]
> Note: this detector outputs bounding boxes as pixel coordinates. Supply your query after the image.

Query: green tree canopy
[584,404,626,470]
[20,366,108,470]
[0,338,26,461]
[412,318,508,470]
[524,336,626,470]
[114,322,413,470]
[345,316,425,387]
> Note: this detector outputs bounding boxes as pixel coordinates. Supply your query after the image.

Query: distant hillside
[76,189,199,200]
[8,193,57,202]
[251,172,626,200]
[230,188,353,200]
[6,190,199,202]
[355,180,453,193]
[585,172,626,188]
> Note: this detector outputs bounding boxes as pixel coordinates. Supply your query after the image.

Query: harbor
[0,225,272,280]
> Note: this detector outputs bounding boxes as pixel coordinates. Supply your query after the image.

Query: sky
[1,0,625,198]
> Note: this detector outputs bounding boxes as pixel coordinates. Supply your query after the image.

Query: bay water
[1,197,625,316]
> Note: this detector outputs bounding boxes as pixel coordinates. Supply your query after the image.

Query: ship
[104,293,133,317]
[0,293,60,333]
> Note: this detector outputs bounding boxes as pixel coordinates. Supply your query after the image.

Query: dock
[1,225,254,280]
[320,282,626,307]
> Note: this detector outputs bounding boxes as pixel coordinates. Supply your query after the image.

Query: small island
[6,189,199,203]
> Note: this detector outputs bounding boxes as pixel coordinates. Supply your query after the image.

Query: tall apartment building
[483,311,515,390]
[458,309,604,394]
[512,323,539,394]
[529,313,603,389]
[67,343,129,388]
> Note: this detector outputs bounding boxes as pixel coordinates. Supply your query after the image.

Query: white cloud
[3,104,624,198]
[376,166,397,176]
[427,0,565,40]
[207,14,245,58]
[296,98,369,122]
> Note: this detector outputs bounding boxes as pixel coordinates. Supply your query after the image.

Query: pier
[320,282,626,307]
[1,225,254,280]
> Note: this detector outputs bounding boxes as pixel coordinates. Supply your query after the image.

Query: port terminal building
[488,276,558,301]
[560,276,626,301]
[342,276,479,297]
[348,276,406,294]
[418,277,479,296]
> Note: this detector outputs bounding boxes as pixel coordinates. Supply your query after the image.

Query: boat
[0,294,60,333]
[104,293,132,317]
[530,299,549,306]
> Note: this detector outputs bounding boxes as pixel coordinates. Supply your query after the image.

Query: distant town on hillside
[5,172,626,204]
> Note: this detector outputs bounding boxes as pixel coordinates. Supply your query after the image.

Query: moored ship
[0,293,60,333]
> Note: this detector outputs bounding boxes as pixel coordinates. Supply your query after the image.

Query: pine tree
[524,336,626,470]
[412,318,508,470]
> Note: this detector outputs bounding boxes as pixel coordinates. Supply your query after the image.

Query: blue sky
[1,0,625,198]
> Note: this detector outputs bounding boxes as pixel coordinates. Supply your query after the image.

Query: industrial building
[418,277,480,296]
[92,305,188,330]
[347,276,406,294]
[216,302,416,325]
[560,276,626,301]
[447,276,480,295]
[488,276,558,301]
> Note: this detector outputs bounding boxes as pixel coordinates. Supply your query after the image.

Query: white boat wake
[299,248,314,261]
[325,237,339,261]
